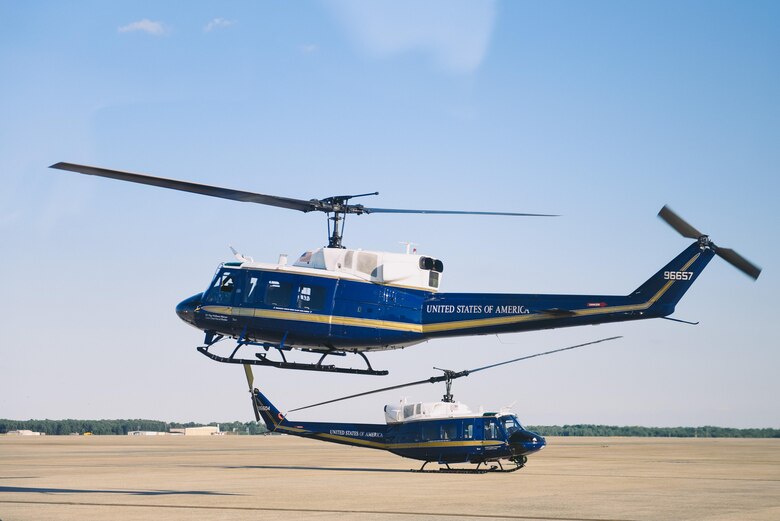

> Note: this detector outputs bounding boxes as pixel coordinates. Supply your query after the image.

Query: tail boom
[252,389,389,449]
[420,242,715,337]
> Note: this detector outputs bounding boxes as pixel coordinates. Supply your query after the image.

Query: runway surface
[1,435,778,520]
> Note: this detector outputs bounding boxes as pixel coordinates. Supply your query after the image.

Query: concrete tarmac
[1,435,778,520]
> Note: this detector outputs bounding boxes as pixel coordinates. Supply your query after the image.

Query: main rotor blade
[288,336,621,413]
[50,162,319,213]
[363,207,558,217]
[287,376,437,413]
[243,364,254,392]
[714,246,762,280]
[52,162,556,219]
[243,364,261,422]
[468,336,622,375]
[658,205,703,239]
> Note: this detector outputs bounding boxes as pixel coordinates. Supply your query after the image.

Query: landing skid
[196,334,389,376]
[414,459,525,474]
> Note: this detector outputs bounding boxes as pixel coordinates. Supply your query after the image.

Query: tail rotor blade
[658,205,703,239]
[658,205,761,280]
[715,246,762,280]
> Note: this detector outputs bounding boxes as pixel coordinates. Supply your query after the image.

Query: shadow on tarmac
[0,486,239,496]
[221,464,412,473]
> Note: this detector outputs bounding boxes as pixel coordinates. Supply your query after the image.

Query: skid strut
[196,332,389,376]
[415,460,525,474]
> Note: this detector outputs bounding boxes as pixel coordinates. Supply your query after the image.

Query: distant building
[6,430,44,436]
[169,426,221,436]
[127,431,168,436]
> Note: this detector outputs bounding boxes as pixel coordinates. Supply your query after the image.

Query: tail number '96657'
[664,271,693,281]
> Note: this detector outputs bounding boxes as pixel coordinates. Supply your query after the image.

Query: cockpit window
[204,271,236,305]
[502,416,522,436]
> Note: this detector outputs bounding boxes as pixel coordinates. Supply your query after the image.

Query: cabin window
[399,425,420,443]
[463,422,474,440]
[403,404,415,418]
[344,250,354,269]
[204,271,236,305]
[484,419,500,440]
[264,279,293,307]
[441,423,457,440]
[428,271,439,288]
[422,422,440,441]
[297,285,326,311]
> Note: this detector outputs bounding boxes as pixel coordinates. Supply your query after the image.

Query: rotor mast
[433,368,469,403]
[321,192,379,249]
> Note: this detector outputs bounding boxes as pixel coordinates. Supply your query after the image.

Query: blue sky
[1,1,778,427]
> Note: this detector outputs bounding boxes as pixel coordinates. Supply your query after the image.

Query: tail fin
[252,389,287,432]
[630,242,715,316]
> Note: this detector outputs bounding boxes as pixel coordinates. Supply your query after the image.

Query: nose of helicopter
[509,429,546,456]
[175,293,202,326]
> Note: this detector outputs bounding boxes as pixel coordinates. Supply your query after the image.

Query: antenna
[399,241,418,254]
[229,245,254,263]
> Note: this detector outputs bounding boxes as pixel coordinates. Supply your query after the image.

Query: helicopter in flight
[51,162,761,376]
[242,338,620,472]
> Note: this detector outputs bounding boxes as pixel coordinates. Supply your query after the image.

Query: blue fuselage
[176,242,714,351]
[253,389,545,465]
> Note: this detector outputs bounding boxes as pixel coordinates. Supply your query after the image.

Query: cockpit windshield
[203,269,236,305]
[501,415,523,435]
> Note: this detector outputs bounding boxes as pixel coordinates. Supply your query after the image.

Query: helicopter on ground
[252,387,543,473]
[51,162,761,376]
[242,338,617,472]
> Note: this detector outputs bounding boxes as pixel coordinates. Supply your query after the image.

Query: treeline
[526,425,780,438]
[0,419,267,436]
[2,420,778,437]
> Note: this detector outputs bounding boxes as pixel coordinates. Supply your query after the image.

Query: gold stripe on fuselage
[275,423,505,450]
[263,402,508,451]
[206,253,700,335]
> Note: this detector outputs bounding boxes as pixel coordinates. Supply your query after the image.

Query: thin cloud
[118,19,167,35]
[299,43,319,54]
[328,0,496,74]
[0,210,20,230]
[204,18,235,32]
